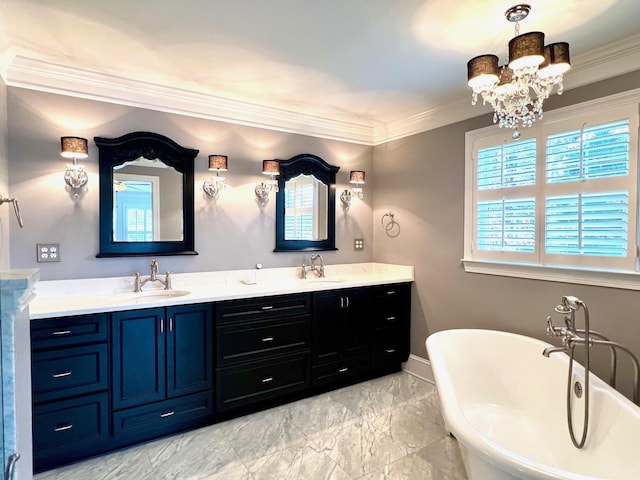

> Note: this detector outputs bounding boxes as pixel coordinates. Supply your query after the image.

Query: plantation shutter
[475,138,537,258]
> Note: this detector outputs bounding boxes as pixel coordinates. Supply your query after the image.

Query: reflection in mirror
[95,131,198,257]
[284,174,328,241]
[112,157,183,242]
[275,153,339,252]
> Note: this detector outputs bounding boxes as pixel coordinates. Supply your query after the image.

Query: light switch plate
[37,243,61,262]
[354,238,364,251]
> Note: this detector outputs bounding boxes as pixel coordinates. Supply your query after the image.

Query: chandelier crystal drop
[467,4,570,138]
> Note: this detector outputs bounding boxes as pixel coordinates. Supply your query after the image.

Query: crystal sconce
[61,136,89,191]
[255,160,279,204]
[340,170,365,211]
[203,154,228,200]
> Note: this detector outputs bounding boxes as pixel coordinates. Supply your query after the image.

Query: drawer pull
[54,424,73,432]
[386,290,396,295]
[261,305,273,311]
[52,330,72,336]
[262,336,275,343]
[385,348,396,354]
[385,316,396,321]
[261,376,274,383]
[338,367,349,373]
[52,371,72,378]
[160,411,175,418]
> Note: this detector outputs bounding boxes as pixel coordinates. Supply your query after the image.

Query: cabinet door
[341,288,372,357]
[166,304,214,398]
[112,308,166,410]
[311,291,342,363]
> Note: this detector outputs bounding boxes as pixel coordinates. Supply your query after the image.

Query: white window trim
[463,88,640,290]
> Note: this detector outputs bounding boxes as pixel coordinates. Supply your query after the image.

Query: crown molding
[5,55,376,145]
[4,33,640,147]
[372,34,640,145]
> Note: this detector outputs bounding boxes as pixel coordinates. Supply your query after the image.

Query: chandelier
[467,4,570,138]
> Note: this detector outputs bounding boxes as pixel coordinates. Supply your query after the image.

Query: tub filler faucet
[133,260,172,292]
[545,295,640,449]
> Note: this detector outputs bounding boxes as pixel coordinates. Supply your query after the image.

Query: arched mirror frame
[95,131,199,257]
[275,153,339,252]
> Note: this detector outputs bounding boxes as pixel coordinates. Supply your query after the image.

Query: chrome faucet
[309,254,325,278]
[300,254,325,279]
[133,260,172,292]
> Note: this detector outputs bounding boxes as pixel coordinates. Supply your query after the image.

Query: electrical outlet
[37,243,61,263]
[354,238,364,251]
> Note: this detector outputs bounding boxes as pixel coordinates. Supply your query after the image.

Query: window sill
[461,259,640,291]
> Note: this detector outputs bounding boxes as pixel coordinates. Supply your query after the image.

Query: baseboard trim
[402,354,434,384]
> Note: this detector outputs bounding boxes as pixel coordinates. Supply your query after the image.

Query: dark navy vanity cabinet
[31,282,411,472]
[110,304,215,444]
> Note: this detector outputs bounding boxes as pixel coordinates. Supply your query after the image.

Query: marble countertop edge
[30,263,414,319]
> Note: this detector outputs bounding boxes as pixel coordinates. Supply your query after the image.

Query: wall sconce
[340,170,365,211]
[255,159,279,203]
[203,154,228,199]
[61,136,89,190]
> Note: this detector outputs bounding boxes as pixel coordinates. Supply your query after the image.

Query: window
[463,91,640,288]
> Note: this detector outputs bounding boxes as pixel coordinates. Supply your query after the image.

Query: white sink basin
[304,278,346,284]
[126,290,191,302]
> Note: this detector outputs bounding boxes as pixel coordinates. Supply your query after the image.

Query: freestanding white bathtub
[426,329,640,480]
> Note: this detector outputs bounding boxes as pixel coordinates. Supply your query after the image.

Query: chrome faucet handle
[546,316,570,338]
[164,272,172,290]
[300,263,308,279]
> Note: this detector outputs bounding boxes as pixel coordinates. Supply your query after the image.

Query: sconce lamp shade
[60,136,89,159]
[349,170,366,185]
[208,154,228,171]
[262,160,280,175]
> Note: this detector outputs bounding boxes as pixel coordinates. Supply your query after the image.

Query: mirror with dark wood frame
[95,131,198,257]
[275,153,339,252]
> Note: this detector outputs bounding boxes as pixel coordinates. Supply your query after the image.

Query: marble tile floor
[36,372,467,480]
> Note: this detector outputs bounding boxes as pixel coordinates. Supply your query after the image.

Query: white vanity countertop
[30,263,414,319]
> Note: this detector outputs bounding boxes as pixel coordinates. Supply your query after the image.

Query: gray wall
[7,87,373,280]
[372,70,640,398]
[0,77,9,270]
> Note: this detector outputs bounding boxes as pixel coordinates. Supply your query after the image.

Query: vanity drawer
[311,354,370,387]
[216,293,310,324]
[32,344,108,403]
[31,313,108,350]
[372,284,410,326]
[372,326,409,368]
[216,316,310,366]
[216,353,310,411]
[33,392,109,471]
[112,390,214,441]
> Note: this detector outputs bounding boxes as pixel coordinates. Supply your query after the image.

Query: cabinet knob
[54,424,73,432]
[52,371,72,378]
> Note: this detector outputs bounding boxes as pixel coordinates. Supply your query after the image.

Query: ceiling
[1,0,639,144]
